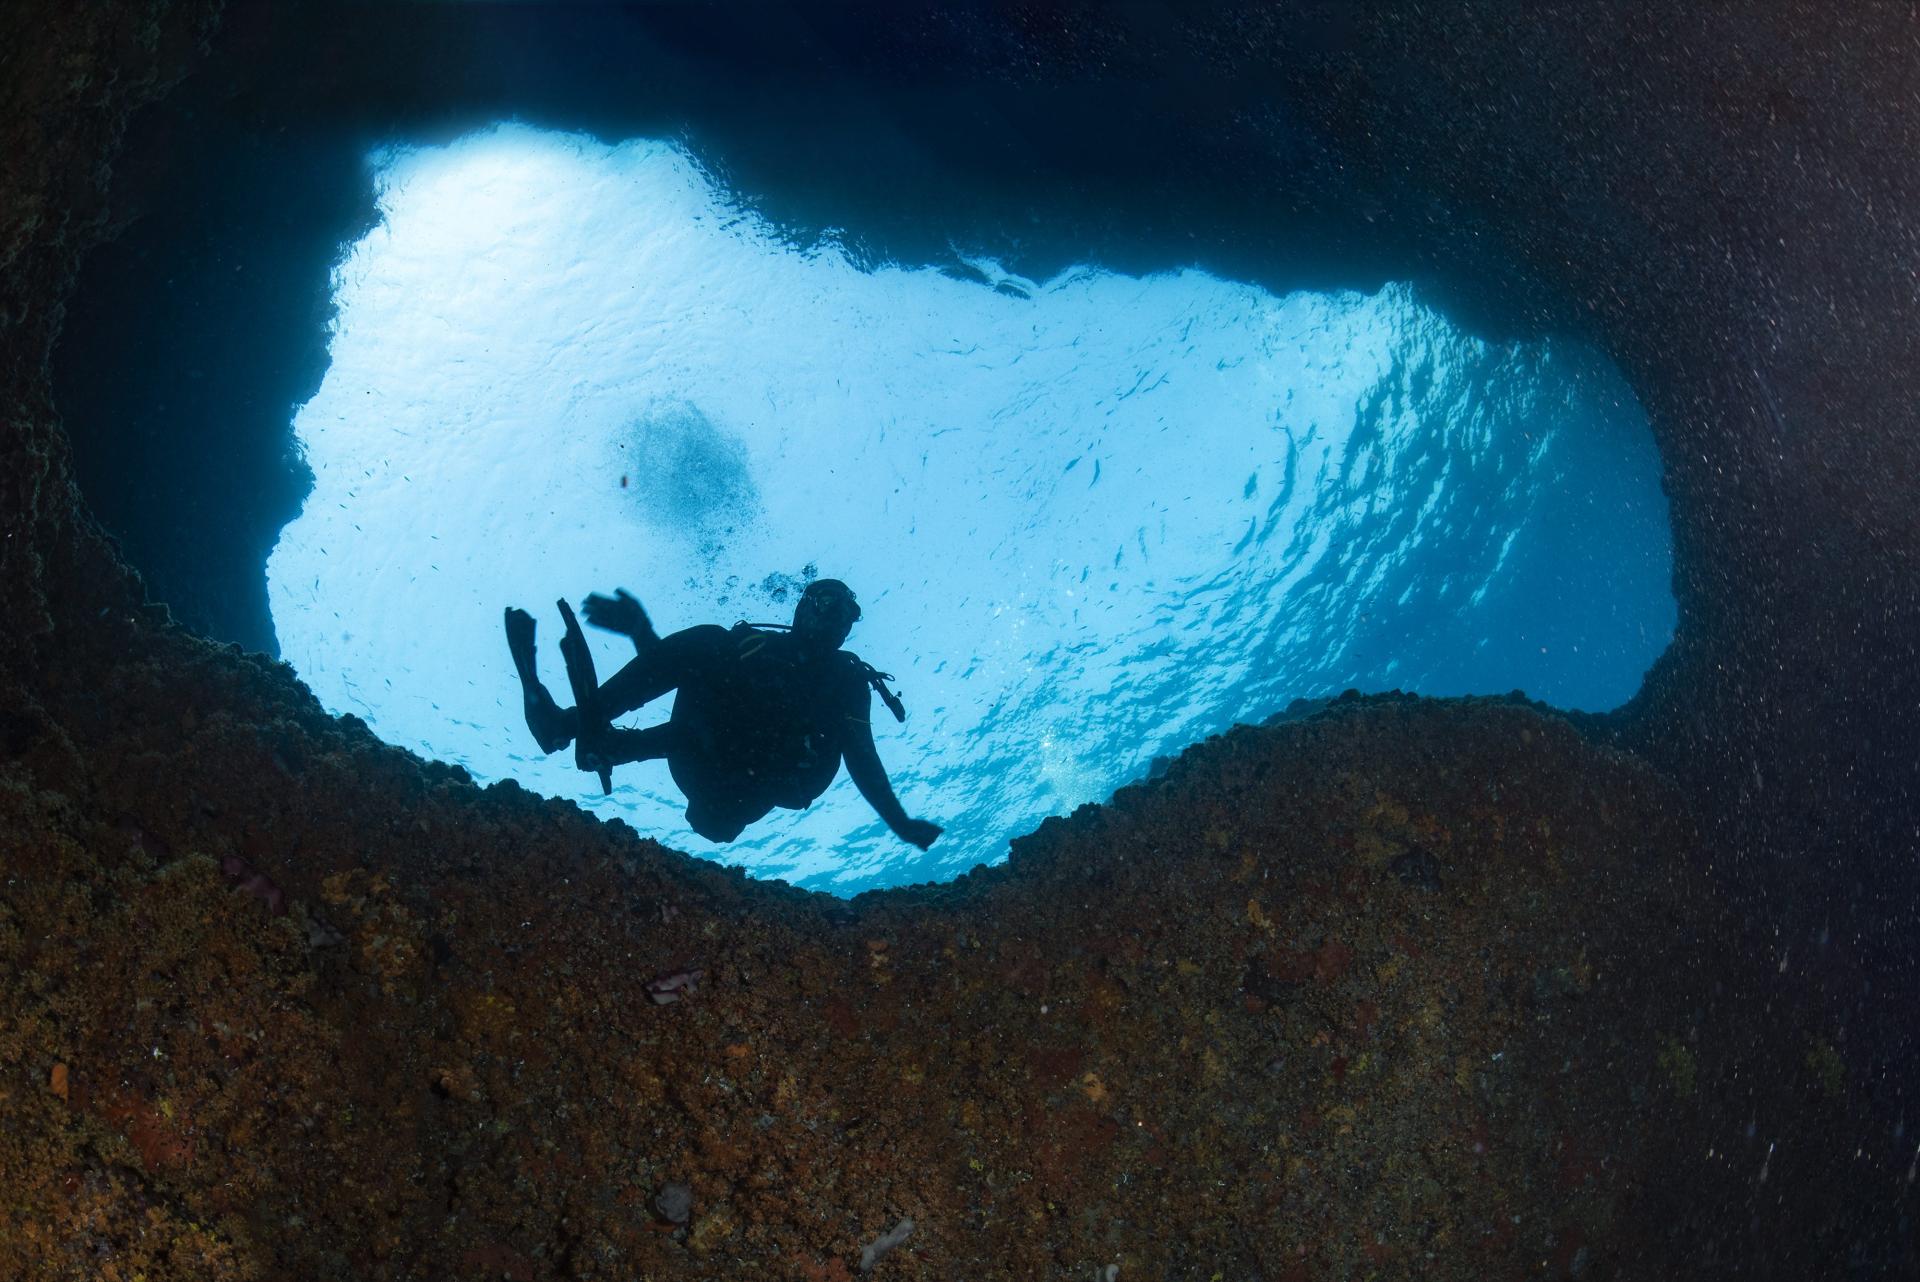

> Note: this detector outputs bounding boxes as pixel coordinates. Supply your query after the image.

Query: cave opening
[52,9,1675,894]
[22,10,1920,1274]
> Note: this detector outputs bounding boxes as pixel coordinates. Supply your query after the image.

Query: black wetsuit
[590,624,903,842]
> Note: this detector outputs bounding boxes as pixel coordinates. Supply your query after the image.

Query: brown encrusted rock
[0,663,1809,1279]
[4,2,1915,1278]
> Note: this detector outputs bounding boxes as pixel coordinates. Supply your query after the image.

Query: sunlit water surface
[268,125,1674,893]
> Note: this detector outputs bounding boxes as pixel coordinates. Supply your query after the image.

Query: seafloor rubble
[4,1,1918,1278]
[0,623,1847,1278]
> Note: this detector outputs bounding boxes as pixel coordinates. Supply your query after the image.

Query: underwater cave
[57,94,1672,893]
[8,4,1920,1279]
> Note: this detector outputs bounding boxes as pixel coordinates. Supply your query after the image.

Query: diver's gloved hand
[896,818,942,850]
[583,588,657,644]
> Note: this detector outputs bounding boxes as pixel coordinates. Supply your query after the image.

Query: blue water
[267,125,1674,894]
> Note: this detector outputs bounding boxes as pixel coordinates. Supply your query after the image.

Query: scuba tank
[732,621,907,722]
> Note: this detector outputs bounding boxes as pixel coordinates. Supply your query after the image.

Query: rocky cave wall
[2,2,1917,1279]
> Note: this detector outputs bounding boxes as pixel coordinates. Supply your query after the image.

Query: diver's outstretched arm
[843,716,940,850]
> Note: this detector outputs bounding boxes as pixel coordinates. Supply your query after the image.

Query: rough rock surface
[3,2,1917,1278]
[0,640,1839,1278]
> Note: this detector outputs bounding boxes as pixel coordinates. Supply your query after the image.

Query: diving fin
[557,598,613,795]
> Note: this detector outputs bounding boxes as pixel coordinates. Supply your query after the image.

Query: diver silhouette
[503,579,941,849]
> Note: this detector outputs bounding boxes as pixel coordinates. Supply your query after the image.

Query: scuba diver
[503,579,941,850]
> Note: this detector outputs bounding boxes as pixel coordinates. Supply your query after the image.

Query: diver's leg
[555,600,614,785]
[596,626,721,718]
[503,607,577,754]
[572,630,696,771]
[593,722,680,768]
[575,630,733,773]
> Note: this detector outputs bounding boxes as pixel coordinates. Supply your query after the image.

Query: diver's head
[792,578,861,650]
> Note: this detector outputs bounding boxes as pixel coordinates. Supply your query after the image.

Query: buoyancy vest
[729,622,907,723]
